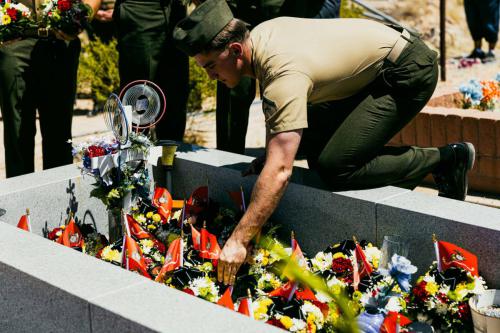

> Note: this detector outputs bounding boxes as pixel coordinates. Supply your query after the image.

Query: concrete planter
[388,103,500,194]
[0,145,499,332]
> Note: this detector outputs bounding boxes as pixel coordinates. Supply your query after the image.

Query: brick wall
[389,106,500,194]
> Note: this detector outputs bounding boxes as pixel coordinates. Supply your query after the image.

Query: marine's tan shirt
[250,17,401,134]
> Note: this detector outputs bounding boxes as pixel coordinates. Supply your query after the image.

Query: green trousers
[306,35,441,190]
[0,38,80,178]
[114,0,189,141]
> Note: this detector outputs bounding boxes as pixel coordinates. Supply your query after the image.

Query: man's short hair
[202,18,249,53]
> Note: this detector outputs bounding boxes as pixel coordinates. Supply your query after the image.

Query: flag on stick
[62,214,84,249]
[186,186,209,215]
[155,237,183,282]
[380,312,412,333]
[152,187,173,221]
[433,235,478,276]
[200,223,221,261]
[17,208,31,232]
[352,236,373,290]
[123,234,151,279]
[191,224,201,250]
[217,286,234,310]
[238,289,253,317]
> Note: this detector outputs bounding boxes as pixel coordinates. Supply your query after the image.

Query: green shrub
[188,57,217,111]
[77,37,120,107]
[340,0,364,18]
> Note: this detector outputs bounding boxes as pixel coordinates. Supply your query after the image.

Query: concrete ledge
[0,223,280,333]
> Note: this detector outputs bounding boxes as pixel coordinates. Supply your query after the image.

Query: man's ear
[229,43,243,57]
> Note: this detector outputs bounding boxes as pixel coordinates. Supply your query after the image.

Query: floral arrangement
[38,184,490,333]
[408,263,486,332]
[40,0,92,36]
[71,133,153,212]
[459,74,500,111]
[0,2,33,43]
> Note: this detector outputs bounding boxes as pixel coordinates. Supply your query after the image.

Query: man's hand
[94,8,113,22]
[241,155,266,176]
[218,238,247,285]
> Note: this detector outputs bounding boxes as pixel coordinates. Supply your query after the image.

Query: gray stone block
[0,172,108,237]
[90,279,282,333]
[377,191,500,287]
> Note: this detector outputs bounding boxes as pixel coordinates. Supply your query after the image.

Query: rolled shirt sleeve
[261,72,313,134]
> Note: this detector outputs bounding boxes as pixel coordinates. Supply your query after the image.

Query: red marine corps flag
[380,312,412,333]
[268,281,297,301]
[433,235,478,276]
[122,235,151,279]
[190,224,201,250]
[17,208,31,232]
[127,214,166,254]
[155,237,183,282]
[152,187,173,221]
[186,186,209,215]
[62,214,84,249]
[199,223,221,261]
[237,290,253,317]
[217,286,234,310]
[227,186,246,212]
[352,237,373,290]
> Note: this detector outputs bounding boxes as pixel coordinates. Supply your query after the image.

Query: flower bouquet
[0,2,33,43]
[39,0,92,36]
[459,74,500,111]
[408,263,486,332]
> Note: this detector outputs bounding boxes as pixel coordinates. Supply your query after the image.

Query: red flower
[331,257,353,274]
[457,302,470,320]
[6,8,18,22]
[48,227,63,240]
[183,288,195,296]
[57,0,72,12]
[266,318,285,329]
[412,281,429,303]
[87,145,107,158]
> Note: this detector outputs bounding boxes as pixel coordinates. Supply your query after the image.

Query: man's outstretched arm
[217,129,302,285]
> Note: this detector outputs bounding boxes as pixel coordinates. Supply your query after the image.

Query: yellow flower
[140,239,154,248]
[425,282,439,295]
[146,211,154,218]
[261,298,273,307]
[261,256,269,266]
[332,252,345,259]
[147,224,157,231]
[60,225,66,229]
[352,290,363,301]
[4,3,10,8]
[107,188,120,199]
[152,213,162,223]
[372,257,379,270]
[280,316,293,329]
[330,284,341,295]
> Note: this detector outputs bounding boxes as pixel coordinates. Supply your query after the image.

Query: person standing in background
[464,0,499,62]
[0,0,101,178]
[113,0,189,141]
[89,0,115,43]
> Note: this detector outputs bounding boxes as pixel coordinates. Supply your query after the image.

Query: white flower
[310,251,333,272]
[435,301,448,315]
[315,291,332,303]
[189,277,219,303]
[289,318,307,332]
[364,245,382,264]
[301,301,324,329]
[385,296,403,312]
[423,274,436,284]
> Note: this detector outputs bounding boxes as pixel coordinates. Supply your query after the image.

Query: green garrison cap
[173,0,234,56]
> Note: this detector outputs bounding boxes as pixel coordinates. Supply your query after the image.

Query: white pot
[469,289,500,333]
